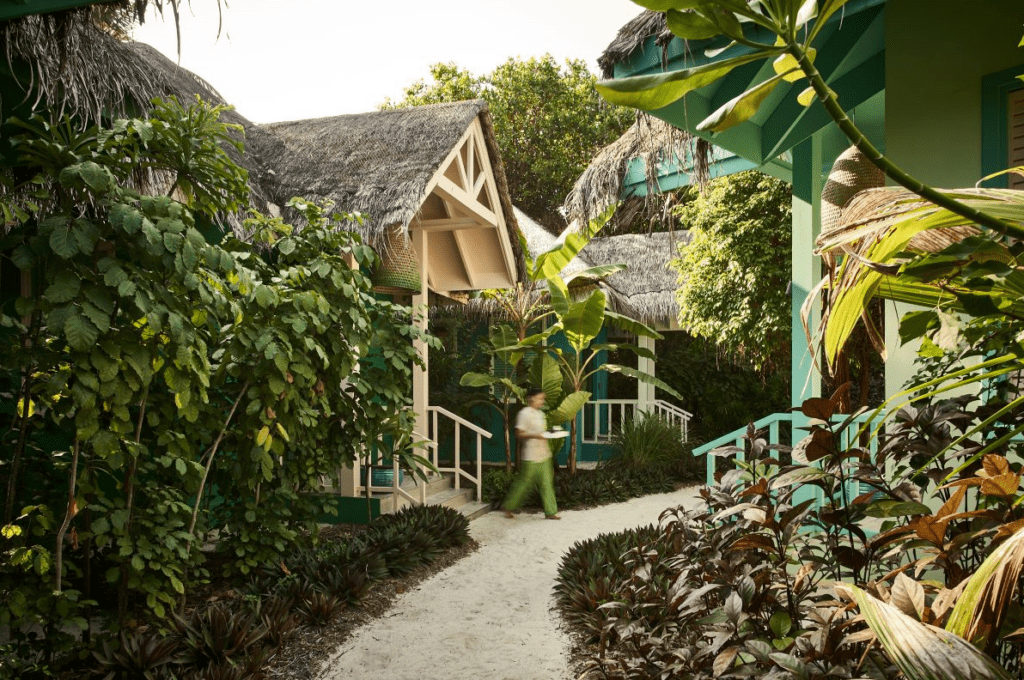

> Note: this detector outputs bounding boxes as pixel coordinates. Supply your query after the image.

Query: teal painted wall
[883,0,1024,398]
[886,0,1024,189]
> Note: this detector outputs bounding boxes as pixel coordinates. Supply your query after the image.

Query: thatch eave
[598,10,672,80]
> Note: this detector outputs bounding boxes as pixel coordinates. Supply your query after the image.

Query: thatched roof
[597,10,672,80]
[581,231,688,326]
[514,207,589,280]
[0,16,278,234]
[564,112,707,233]
[259,101,522,263]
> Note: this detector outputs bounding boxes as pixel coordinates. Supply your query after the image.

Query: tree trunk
[568,417,578,474]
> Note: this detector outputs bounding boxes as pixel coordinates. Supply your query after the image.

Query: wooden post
[637,335,656,414]
[412,228,430,488]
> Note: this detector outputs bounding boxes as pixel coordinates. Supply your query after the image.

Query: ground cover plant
[78,504,469,680]
[557,388,1024,679]
[0,97,437,677]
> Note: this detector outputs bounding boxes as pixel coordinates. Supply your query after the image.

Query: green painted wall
[886,0,1024,187]
[883,0,1024,397]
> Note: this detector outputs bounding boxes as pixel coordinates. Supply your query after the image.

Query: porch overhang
[604,0,886,169]
[413,116,518,296]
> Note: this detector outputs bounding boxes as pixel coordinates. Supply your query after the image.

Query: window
[981,64,1024,188]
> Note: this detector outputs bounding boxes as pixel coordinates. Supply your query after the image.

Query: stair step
[459,501,492,521]
[426,486,474,510]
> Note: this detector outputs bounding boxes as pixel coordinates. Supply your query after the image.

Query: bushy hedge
[483,460,696,512]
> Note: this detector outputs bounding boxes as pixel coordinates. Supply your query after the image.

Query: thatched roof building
[1,13,279,232]
[597,10,671,80]
[563,113,707,232]
[580,231,688,329]
[259,101,525,290]
[2,9,523,296]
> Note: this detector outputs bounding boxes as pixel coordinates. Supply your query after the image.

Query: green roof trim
[0,0,108,21]
[608,0,887,166]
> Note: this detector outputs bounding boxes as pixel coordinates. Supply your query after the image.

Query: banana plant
[501,273,683,474]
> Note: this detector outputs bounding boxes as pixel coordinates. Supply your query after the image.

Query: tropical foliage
[382,56,634,231]
[558,388,1024,679]
[670,170,792,374]
[0,97,434,673]
[590,2,1024,676]
[462,209,681,473]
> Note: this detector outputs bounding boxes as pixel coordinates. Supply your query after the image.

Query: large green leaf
[838,583,1012,680]
[64,307,100,351]
[44,269,81,304]
[533,205,614,280]
[559,290,606,353]
[596,51,777,111]
[547,390,591,427]
[665,7,722,40]
[460,372,523,401]
[601,364,684,401]
[698,71,790,133]
[590,342,656,361]
[563,263,628,287]
[603,311,663,340]
[528,353,563,405]
[547,275,572,318]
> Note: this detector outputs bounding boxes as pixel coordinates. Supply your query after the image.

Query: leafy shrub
[485,464,691,512]
[92,631,183,680]
[557,386,1024,678]
[603,413,702,478]
[175,603,268,670]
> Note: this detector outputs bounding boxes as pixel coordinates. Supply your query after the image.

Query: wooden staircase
[376,471,491,521]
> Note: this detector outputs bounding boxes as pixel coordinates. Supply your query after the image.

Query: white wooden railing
[581,399,692,444]
[361,433,438,507]
[427,405,492,502]
[651,399,692,443]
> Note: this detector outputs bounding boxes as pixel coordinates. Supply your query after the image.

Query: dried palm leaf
[836,583,1012,680]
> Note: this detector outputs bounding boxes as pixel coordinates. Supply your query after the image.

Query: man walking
[503,387,560,520]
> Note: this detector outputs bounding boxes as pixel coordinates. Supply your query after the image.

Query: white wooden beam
[466,134,476,187]
[414,217,479,232]
[434,175,499,226]
[452,229,479,289]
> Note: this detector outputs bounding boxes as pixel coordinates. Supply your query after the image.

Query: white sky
[131,1,643,124]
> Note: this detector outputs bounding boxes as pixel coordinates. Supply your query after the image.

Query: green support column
[790,132,824,408]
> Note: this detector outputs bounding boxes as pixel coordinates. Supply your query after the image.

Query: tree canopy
[382,56,633,232]
[670,170,791,375]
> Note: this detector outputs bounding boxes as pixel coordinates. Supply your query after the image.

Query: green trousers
[503,458,558,516]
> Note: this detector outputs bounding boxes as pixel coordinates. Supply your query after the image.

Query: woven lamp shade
[821,146,885,236]
[372,228,422,295]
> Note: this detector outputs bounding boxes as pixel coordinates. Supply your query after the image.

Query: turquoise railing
[694,411,877,502]
[694,412,794,487]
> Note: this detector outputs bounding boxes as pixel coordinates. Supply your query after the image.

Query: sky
[131,1,644,124]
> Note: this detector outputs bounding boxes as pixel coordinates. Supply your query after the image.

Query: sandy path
[317,485,704,680]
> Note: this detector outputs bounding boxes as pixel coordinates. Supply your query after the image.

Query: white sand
[317,485,704,680]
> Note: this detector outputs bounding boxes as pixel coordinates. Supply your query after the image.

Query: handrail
[427,406,492,503]
[652,399,694,420]
[427,405,492,438]
[363,433,437,507]
[582,399,693,445]
[695,411,875,489]
[693,413,794,457]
